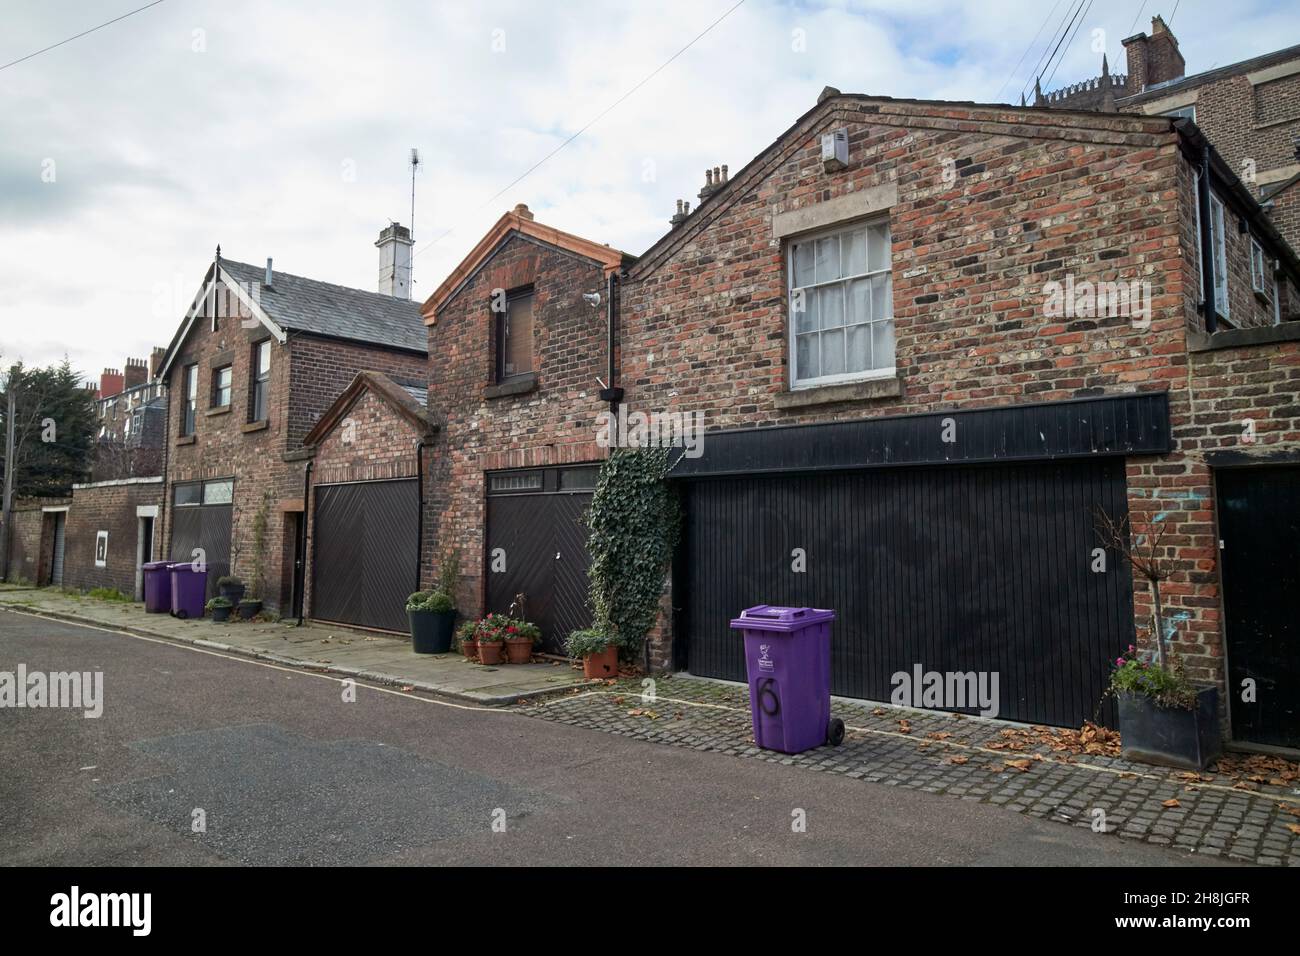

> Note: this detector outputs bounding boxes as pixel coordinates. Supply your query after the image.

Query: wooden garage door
[678,459,1134,728]
[485,467,596,654]
[312,479,418,632]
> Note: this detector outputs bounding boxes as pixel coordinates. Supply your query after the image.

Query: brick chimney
[99,368,124,399]
[1123,15,1186,93]
[149,346,166,380]
[123,357,147,390]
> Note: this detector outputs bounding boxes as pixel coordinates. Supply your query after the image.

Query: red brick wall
[63,479,163,596]
[425,232,611,616]
[1,497,69,585]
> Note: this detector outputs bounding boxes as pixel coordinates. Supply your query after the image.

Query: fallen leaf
[898,720,912,734]
[872,708,886,716]
[1277,804,1300,817]
[948,755,969,765]
[1288,824,1300,836]
[1005,759,1033,772]
[1162,798,1180,808]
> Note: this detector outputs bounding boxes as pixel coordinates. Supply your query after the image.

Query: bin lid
[728,604,835,633]
[142,561,171,570]
[168,561,205,574]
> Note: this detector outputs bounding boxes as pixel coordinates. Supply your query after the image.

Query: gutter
[296,459,312,626]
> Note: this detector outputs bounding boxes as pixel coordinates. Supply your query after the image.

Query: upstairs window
[496,289,534,381]
[181,365,198,435]
[788,220,894,388]
[250,340,271,422]
[1209,194,1230,320]
[1250,239,1269,296]
[212,364,233,408]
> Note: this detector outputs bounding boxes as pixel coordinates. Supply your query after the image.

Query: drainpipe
[1197,143,1218,335]
[296,459,312,626]
[597,272,623,443]
[414,435,433,593]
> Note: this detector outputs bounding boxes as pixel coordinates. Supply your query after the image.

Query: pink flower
[1116,657,1125,665]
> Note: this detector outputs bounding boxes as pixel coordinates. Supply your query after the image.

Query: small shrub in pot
[407,590,456,654]
[206,596,233,623]
[566,628,621,679]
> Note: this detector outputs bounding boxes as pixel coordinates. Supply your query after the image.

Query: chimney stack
[699,164,729,203]
[1123,14,1185,93]
[264,257,273,288]
[99,368,124,399]
[512,203,534,221]
[123,357,147,391]
[149,347,166,380]
[375,223,413,299]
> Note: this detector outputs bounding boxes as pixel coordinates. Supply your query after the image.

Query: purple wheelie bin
[169,561,208,619]
[142,560,173,613]
[729,605,844,754]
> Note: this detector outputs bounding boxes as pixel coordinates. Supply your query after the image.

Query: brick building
[154,231,427,612]
[605,91,1300,748]
[91,351,167,480]
[418,204,630,651]
[0,496,71,586]
[1042,17,1300,250]
[300,371,435,631]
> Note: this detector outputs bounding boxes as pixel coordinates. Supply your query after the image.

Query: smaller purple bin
[142,561,173,613]
[169,562,208,620]
[729,605,841,755]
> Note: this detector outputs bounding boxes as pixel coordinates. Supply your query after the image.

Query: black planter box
[410,609,456,654]
[1117,686,1221,770]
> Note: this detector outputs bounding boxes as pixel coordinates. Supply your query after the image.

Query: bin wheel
[175,610,188,620]
[827,717,845,746]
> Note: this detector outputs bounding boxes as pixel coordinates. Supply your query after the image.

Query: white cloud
[0,0,1294,379]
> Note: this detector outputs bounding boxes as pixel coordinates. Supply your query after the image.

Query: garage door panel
[680,460,1132,728]
[313,480,416,632]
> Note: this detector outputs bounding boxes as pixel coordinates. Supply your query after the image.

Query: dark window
[495,290,534,381]
[173,482,201,506]
[251,340,271,422]
[182,365,197,435]
[212,365,232,408]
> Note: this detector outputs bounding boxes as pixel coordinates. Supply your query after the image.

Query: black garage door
[171,479,233,602]
[678,458,1134,728]
[485,467,596,654]
[312,479,418,632]
[1216,466,1300,750]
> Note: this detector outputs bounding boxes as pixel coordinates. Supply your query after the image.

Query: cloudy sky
[2,0,1297,382]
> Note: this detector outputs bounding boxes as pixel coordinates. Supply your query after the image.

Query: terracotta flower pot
[478,640,505,665]
[505,637,533,664]
[461,640,478,661]
[583,646,619,679]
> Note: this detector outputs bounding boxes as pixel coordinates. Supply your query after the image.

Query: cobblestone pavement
[517,675,1300,866]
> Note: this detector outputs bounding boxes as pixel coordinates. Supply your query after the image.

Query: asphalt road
[0,609,1224,867]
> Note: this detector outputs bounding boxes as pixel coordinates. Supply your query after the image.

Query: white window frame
[1209,193,1230,321]
[787,218,895,389]
[1249,238,1269,295]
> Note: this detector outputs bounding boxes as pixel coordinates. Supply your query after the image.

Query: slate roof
[221,258,427,354]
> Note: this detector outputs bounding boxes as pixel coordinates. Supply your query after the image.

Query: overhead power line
[411,0,748,262]
[0,0,168,72]
[995,0,1064,102]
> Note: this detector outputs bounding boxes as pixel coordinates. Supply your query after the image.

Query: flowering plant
[1107,644,1197,710]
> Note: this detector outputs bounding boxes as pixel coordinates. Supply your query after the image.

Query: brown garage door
[312,479,418,632]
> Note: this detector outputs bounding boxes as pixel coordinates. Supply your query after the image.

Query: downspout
[414,434,433,594]
[1197,143,1218,335]
[296,459,312,626]
[599,271,623,441]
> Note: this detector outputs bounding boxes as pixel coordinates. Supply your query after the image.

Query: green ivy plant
[585,447,681,660]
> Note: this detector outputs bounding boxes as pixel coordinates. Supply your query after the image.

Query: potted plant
[456,620,479,661]
[1109,645,1220,769]
[408,590,455,654]
[505,618,541,664]
[566,628,621,679]
[475,612,510,665]
[237,599,261,620]
[217,575,245,604]
[206,596,233,623]
[1095,508,1221,769]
